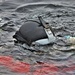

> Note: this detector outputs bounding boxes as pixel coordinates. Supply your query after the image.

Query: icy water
[0,0,75,75]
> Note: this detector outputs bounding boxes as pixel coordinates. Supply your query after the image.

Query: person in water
[13,16,56,46]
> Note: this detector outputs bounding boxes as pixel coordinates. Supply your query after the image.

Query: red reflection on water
[33,63,59,75]
[0,56,30,73]
[0,56,75,75]
[63,65,75,72]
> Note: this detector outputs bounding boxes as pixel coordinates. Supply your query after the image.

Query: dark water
[0,0,75,75]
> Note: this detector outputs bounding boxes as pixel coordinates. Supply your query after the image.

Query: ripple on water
[0,1,75,75]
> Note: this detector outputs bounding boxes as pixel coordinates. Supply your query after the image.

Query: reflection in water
[0,0,75,75]
[0,55,75,75]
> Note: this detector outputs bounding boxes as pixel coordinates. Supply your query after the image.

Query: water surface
[0,0,75,75]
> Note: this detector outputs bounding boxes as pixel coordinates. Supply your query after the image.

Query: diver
[13,16,56,46]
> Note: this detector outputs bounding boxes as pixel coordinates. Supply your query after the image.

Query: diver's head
[13,16,55,46]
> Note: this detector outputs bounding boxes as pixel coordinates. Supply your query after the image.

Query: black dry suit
[13,16,55,46]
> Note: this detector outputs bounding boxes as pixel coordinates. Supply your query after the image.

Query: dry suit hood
[13,16,56,46]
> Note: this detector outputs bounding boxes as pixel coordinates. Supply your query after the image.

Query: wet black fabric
[13,21,48,46]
